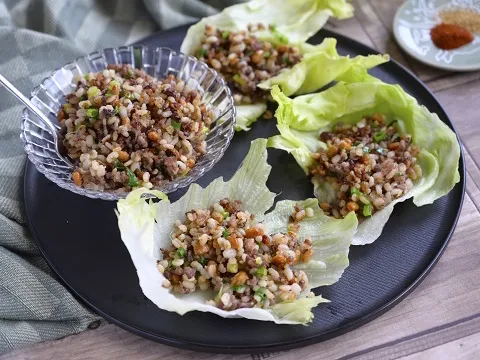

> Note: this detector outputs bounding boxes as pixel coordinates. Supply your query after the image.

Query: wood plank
[324,2,375,48]
[425,73,480,93]
[353,0,412,70]
[4,193,479,360]
[433,80,480,164]
[401,332,480,360]
[464,148,480,209]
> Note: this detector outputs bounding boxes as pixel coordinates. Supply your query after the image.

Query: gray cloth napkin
[0,0,243,353]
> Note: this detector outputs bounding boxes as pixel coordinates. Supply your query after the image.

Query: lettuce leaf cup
[116,139,358,324]
[268,81,461,245]
[180,0,388,131]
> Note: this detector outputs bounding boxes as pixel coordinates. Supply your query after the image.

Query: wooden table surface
[4,1,480,359]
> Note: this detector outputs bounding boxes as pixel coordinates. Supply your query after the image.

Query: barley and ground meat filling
[58,64,213,191]
[309,114,422,221]
[157,198,315,310]
[195,24,302,105]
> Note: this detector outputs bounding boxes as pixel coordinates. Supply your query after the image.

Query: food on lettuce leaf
[267,82,460,245]
[116,139,357,324]
[181,0,389,131]
[307,114,422,221]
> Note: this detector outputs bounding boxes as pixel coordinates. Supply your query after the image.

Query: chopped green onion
[108,80,120,90]
[126,168,140,187]
[396,172,404,177]
[255,287,267,300]
[221,211,230,219]
[176,247,186,258]
[271,26,288,44]
[222,230,230,238]
[263,51,271,58]
[374,131,387,143]
[125,93,136,100]
[227,262,238,273]
[203,127,210,134]
[359,195,371,205]
[275,33,289,44]
[79,95,87,101]
[199,256,208,266]
[363,146,370,153]
[126,69,134,79]
[172,121,181,130]
[113,159,125,170]
[197,47,207,58]
[255,266,267,277]
[363,204,373,217]
[214,285,224,303]
[231,285,245,292]
[350,187,362,196]
[388,119,398,127]
[87,86,100,98]
[282,56,292,66]
[63,103,72,110]
[83,74,89,80]
[222,31,230,39]
[233,74,246,86]
[86,108,99,119]
[353,141,361,146]
[167,259,173,268]
[115,106,120,114]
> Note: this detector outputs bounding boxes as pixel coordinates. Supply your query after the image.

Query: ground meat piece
[163,156,179,178]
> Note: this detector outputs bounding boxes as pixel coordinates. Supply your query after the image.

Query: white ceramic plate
[393,0,480,71]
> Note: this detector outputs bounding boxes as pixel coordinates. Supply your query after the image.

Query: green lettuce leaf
[235,103,268,131]
[271,296,328,324]
[180,0,366,131]
[258,39,389,96]
[265,198,357,287]
[268,82,461,245]
[234,40,388,131]
[180,0,354,54]
[116,139,357,324]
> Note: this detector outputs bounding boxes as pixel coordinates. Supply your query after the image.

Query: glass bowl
[20,45,236,200]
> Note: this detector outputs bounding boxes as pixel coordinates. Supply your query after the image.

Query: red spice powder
[430,23,474,50]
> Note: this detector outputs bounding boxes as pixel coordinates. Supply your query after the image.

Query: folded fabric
[0,0,243,354]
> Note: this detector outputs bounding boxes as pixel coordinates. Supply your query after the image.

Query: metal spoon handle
[0,73,59,137]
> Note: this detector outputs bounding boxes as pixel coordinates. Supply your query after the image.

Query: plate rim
[23,26,467,353]
[393,0,480,72]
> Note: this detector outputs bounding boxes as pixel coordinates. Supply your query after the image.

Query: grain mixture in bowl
[309,114,422,221]
[195,24,302,105]
[157,198,315,310]
[57,64,213,191]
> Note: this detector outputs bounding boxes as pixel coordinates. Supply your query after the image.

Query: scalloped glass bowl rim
[20,45,237,201]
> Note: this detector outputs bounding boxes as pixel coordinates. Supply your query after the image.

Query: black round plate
[24,26,465,353]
